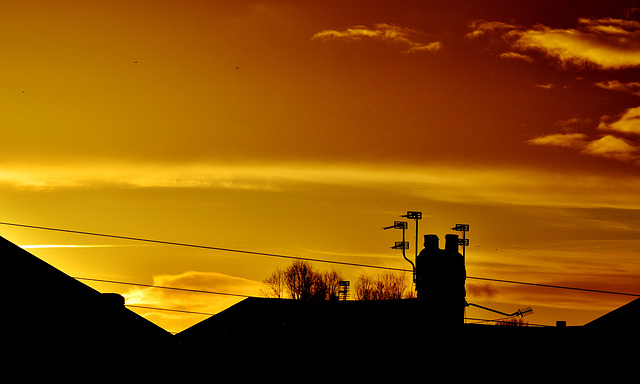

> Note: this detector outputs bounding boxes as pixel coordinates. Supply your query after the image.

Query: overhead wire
[3,221,640,299]
[77,276,255,299]
[125,304,215,317]
[84,276,554,325]
[0,221,407,272]
[467,276,640,298]
[80,276,552,325]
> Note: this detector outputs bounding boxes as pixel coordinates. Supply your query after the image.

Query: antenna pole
[401,211,422,286]
[452,224,469,264]
[383,220,413,277]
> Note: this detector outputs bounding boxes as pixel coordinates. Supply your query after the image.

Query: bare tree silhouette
[354,271,414,300]
[262,260,345,300]
[261,267,287,298]
[495,317,528,327]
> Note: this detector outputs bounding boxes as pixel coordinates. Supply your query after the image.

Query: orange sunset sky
[2,0,640,333]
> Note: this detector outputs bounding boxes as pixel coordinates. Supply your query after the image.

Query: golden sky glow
[2,1,640,333]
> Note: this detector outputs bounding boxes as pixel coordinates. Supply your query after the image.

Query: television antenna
[466,302,533,318]
[383,220,414,282]
[451,224,469,262]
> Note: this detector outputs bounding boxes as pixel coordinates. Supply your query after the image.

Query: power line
[467,276,640,298]
[464,317,549,327]
[125,304,214,317]
[1,221,407,272]
[77,277,255,299]
[4,221,640,298]
[79,276,552,325]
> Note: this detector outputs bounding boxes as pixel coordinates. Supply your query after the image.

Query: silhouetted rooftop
[584,297,640,329]
[4,234,636,381]
[2,236,175,378]
[174,296,637,381]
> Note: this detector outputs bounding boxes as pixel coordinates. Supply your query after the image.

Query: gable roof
[584,297,640,330]
[175,295,640,381]
[1,235,175,377]
[174,297,431,381]
[2,235,101,306]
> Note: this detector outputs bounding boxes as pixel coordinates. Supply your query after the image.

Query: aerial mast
[383,220,412,280]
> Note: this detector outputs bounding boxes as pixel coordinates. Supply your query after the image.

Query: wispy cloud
[594,80,640,96]
[598,106,640,135]
[529,127,640,165]
[500,15,640,165]
[311,23,442,54]
[0,164,284,191]
[468,17,640,69]
[512,23,640,69]
[528,133,588,148]
[3,162,640,210]
[19,244,124,249]
[465,20,520,39]
[499,51,534,62]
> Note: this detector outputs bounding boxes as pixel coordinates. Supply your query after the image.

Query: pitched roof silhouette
[1,236,175,378]
[5,232,637,380]
[175,296,639,381]
[584,297,640,329]
[175,297,431,382]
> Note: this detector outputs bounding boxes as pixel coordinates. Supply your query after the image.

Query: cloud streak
[19,244,125,249]
[311,23,442,54]
[2,162,639,212]
[528,133,588,148]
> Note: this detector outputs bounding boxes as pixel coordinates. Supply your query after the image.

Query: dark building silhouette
[416,233,466,324]
[3,234,638,381]
[174,297,447,382]
[1,236,175,379]
[175,296,640,382]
